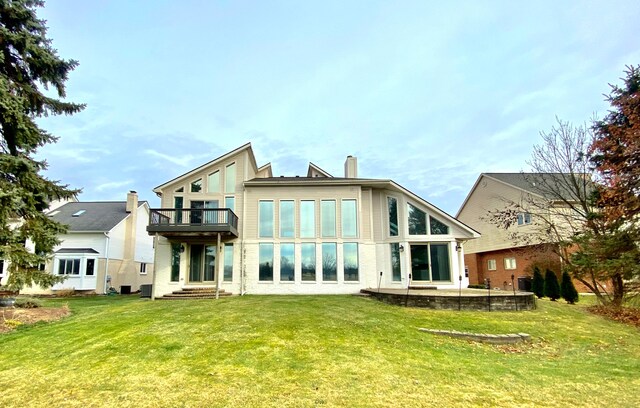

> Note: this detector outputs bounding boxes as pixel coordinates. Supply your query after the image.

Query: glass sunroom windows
[388,197,398,236]
[321,200,336,237]
[259,201,274,238]
[410,243,452,282]
[280,243,294,281]
[300,201,315,238]
[343,243,359,281]
[322,243,337,281]
[430,216,449,235]
[259,244,274,281]
[301,243,316,281]
[341,200,357,238]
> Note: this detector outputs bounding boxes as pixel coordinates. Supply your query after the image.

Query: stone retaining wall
[363,290,536,311]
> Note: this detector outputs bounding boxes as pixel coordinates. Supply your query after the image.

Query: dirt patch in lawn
[588,305,640,328]
[0,305,70,333]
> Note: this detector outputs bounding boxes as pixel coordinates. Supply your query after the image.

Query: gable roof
[457,172,593,217]
[306,162,333,178]
[48,201,146,232]
[153,142,258,193]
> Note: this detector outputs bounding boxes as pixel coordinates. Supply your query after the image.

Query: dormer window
[72,210,86,217]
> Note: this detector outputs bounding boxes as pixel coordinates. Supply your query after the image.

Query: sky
[34,0,640,215]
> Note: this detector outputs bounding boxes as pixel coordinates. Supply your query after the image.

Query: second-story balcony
[147,208,239,238]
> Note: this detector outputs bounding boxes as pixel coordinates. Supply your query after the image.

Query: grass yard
[0,295,638,408]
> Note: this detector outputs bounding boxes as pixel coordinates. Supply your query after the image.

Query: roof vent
[72,210,86,217]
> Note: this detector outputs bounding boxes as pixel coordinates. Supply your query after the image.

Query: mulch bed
[587,305,640,328]
[0,306,70,333]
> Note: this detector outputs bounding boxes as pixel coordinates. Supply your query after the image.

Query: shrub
[467,284,487,289]
[14,297,43,308]
[544,269,561,301]
[532,267,545,298]
[4,319,23,329]
[560,271,579,304]
[55,289,75,298]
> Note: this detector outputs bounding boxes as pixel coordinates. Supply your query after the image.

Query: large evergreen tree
[544,269,561,301]
[531,266,545,299]
[560,270,579,304]
[0,0,83,291]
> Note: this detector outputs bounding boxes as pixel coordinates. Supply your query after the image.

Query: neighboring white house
[20,191,155,295]
[148,143,480,298]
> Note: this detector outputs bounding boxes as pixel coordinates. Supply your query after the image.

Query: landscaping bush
[544,269,561,301]
[532,267,545,298]
[14,297,43,308]
[467,284,486,289]
[560,271,579,304]
[55,289,75,298]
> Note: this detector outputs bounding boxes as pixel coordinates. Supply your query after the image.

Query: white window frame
[517,212,532,226]
[504,257,517,270]
[225,162,236,193]
[488,259,497,271]
[190,178,203,193]
[140,262,147,275]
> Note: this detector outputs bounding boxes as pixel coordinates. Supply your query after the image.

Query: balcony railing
[147,208,239,237]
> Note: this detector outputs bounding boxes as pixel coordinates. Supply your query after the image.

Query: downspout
[241,182,248,295]
[151,233,158,300]
[103,232,110,294]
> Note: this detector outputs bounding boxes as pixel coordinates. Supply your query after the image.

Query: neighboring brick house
[147,143,480,298]
[456,173,567,290]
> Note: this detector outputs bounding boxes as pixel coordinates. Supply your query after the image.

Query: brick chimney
[344,155,358,178]
[126,191,138,213]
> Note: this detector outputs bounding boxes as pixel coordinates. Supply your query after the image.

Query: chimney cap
[129,190,137,194]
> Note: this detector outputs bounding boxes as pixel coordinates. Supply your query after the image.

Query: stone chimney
[344,155,358,178]
[126,191,138,213]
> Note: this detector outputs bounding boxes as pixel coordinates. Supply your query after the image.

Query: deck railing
[149,208,238,230]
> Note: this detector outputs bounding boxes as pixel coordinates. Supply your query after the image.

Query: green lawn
[1,295,638,408]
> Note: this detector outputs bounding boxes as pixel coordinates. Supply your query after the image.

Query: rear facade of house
[148,143,479,298]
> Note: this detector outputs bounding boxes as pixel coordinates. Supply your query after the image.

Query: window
[208,171,220,193]
[280,201,295,238]
[171,243,181,282]
[410,244,452,282]
[407,203,427,235]
[488,259,497,271]
[341,200,357,238]
[259,243,274,281]
[429,216,449,235]
[504,257,517,270]
[322,243,337,281]
[58,258,81,275]
[189,244,215,282]
[139,262,147,274]
[301,243,316,281]
[390,243,401,281]
[517,213,532,226]
[225,163,236,193]
[259,201,274,238]
[175,187,184,193]
[225,196,235,212]
[224,244,233,281]
[300,201,315,238]
[321,200,336,237]
[191,200,218,224]
[280,243,295,282]
[343,243,359,281]
[430,244,451,281]
[190,178,202,193]
[388,197,398,236]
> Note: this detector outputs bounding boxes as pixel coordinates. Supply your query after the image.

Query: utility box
[140,284,152,298]
[120,285,131,295]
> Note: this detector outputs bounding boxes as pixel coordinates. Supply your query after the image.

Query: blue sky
[35,0,640,214]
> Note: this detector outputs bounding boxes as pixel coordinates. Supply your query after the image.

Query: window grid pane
[341,200,357,238]
[321,200,336,237]
[280,243,295,282]
[259,244,274,281]
[391,243,401,281]
[225,163,236,193]
[429,216,449,235]
[280,201,295,238]
[388,197,398,236]
[300,201,315,238]
[190,178,202,193]
[322,243,337,281]
[408,203,427,235]
[224,244,233,281]
[343,243,358,281]
[171,243,180,282]
[259,201,274,238]
[301,243,316,281]
[208,171,220,193]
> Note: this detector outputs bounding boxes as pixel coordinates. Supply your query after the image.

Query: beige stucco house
[148,143,479,298]
[16,191,155,295]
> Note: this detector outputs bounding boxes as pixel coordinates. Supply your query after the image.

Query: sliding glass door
[189,244,216,282]
[409,243,451,283]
